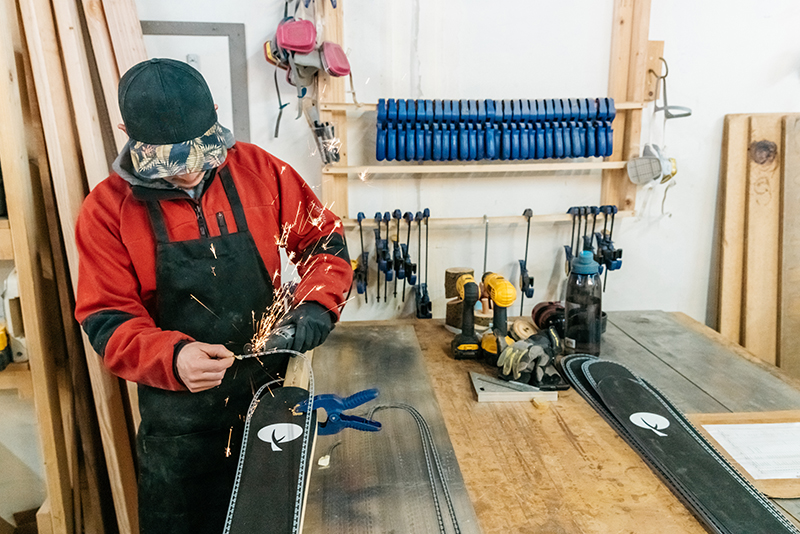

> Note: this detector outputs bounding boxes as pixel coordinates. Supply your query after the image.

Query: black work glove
[277,302,335,353]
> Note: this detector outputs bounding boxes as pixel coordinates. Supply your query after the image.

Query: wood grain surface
[413,318,705,533]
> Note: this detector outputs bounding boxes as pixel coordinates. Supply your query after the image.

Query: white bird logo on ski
[257,423,304,451]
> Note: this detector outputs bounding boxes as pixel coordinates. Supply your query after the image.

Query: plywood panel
[742,115,782,364]
[781,115,800,376]
[717,114,749,341]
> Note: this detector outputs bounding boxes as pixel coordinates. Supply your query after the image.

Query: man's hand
[277,302,335,353]
[176,342,234,392]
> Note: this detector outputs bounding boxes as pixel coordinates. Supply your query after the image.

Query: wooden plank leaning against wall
[0,2,72,532]
[8,0,147,531]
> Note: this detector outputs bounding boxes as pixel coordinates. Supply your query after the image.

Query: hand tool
[451,273,481,359]
[374,212,393,301]
[373,213,384,302]
[518,208,534,316]
[593,205,623,290]
[294,388,382,436]
[415,210,432,318]
[383,212,392,301]
[531,301,565,339]
[479,272,517,363]
[391,209,404,299]
[564,206,582,274]
[354,212,368,302]
[236,324,297,359]
[401,212,417,301]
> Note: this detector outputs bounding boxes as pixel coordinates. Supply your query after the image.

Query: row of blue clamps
[376,97,616,162]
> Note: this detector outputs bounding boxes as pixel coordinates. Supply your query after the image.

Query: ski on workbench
[223,385,317,534]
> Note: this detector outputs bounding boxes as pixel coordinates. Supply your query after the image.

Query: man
[74,58,352,534]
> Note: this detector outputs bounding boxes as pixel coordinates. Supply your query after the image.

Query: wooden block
[780,115,800,376]
[285,349,313,389]
[36,498,53,534]
[644,40,664,101]
[742,115,782,365]
[717,114,750,341]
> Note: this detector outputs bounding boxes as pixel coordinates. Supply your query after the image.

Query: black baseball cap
[118,58,233,179]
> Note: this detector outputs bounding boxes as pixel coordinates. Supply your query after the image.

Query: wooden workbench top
[404,310,800,533]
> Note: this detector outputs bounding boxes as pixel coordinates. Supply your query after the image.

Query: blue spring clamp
[295,388,382,436]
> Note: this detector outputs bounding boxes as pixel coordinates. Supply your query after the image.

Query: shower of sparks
[211,266,216,277]
[210,243,217,259]
[224,427,232,457]
[224,397,229,407]
[358,170,369,182]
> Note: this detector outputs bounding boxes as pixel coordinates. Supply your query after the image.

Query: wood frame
[319,0,653,218]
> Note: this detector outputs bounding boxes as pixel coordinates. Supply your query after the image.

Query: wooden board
[688,410,800,499]
[318,0,348,217]
[412,319,707,533]
[0,6,72,530]
[101,0,147,75]
[16,0,139,531]
[780,115,800,376]
[742,114,783,365]
[50,0,110,189]
[600,0,649,212]
[609,311,800,413]
[643,40,664,101]
[80,0,127,152]
[717,115,749,340]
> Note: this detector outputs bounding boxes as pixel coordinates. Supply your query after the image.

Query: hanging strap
[217,166,249,233]
[145,201,170,245]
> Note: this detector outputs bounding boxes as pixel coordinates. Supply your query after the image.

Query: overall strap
[145,201,170,244]
[218,166,250,233]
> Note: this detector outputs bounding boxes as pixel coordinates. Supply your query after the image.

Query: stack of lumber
[0,0,147,532]
[717,113,800,378]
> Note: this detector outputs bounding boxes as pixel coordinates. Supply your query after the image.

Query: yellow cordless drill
[451,274,481,359]
[480,272,517,363]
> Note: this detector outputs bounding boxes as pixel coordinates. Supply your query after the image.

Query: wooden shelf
[319,101,645,112]
[326,160,626,176]
[0,361,33,398]
[341,210,635,229]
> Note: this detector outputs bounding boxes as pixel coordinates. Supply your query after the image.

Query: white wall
[134,0,800,325]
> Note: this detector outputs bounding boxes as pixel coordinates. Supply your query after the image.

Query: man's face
[164,171,204,190]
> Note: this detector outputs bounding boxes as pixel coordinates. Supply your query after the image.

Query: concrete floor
[0,389,46,527]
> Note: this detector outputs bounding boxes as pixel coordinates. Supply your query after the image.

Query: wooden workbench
[409,310,800,533]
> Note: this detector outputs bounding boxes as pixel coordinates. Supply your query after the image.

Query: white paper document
[703,422,800,480]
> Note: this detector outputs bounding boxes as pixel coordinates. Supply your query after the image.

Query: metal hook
[661,180,676,217]
[652,58,692,120]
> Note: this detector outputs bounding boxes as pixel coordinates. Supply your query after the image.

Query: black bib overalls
[137,168,288,534]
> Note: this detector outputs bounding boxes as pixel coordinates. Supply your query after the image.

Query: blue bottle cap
[571,250,599,275]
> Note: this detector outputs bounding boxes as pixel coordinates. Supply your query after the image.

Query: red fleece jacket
[75,143,352,390]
